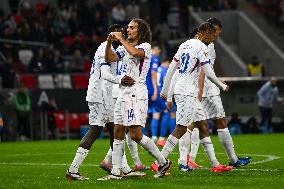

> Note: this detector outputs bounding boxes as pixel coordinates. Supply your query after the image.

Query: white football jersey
[202,43,220,97]
[112,60,125,99]
[115,42,151,100]
[174,39,210,97]
[86,42,115,103]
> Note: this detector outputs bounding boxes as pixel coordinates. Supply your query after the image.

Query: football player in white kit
[179,18,251,168]
[66,25,136,181]
[99,59,149,173]
[152,22,233,173]
[98,19,171,180]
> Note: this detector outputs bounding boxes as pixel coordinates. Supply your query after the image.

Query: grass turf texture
[0,134,283,189]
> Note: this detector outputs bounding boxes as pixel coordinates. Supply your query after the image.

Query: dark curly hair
[131,18,152,44]
[198,22,216,36]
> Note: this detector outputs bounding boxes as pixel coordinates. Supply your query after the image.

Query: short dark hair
[198,22,216,35]
[189,27,198,39]
[151,41,160,49]
[206,17,222,29]
[132,18,152,44]
[107,24,122,34]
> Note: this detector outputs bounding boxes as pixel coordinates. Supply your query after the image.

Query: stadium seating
[38,75,55,89]
[19,74,38,89]
[69,113,81,129]
[72,74,89,89]
[54,74,72,89]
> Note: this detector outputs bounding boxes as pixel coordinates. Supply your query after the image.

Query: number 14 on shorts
[128,109,134,122]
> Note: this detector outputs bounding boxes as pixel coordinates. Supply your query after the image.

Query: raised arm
[112,32,145,58]
[105,35,120,62]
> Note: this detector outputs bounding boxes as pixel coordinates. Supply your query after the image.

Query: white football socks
[201,137,219,167]
[178,131,191,166]
[69,147,89,173]
[161,135,179,159]
[126,132,142,166]
[122,151,132,173]
[111,139,125,176]
[217,128,238,163]
[103,147,112,164]
[138,135,167,165]
[190,128,200,162]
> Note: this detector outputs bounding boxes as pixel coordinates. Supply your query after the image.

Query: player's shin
[138,135,167,165]
[190,128,200,162]
[126,132,142,166]
[178,130,191,166]
[111,139,125,176]
[217,128,238,163]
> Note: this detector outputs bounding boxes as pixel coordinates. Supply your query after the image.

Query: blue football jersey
[146,55,160,96]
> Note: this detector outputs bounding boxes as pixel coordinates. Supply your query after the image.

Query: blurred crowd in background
[0,0,283,142]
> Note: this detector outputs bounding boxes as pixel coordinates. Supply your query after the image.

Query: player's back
[174,39,209,97]
[86,42,107,103]
[157,65,168,92]
[146,55,159,96]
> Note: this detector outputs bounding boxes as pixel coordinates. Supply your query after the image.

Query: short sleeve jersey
[115,42,151,100]
[202,42,220,97]
[86,42,116,102]
[173,39,210,97]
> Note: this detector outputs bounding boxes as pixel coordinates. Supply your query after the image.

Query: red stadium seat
[83,60,92,73]
[19,74,37,89]
[54,111,66,129]
[79,113,89,125]
[69,113,81,129]
[72,74,89,89]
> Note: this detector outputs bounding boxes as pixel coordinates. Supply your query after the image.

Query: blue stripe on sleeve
[200,60,211,66]
[100,63,111,66]
[115,51,122,59]
[138,48,145,52]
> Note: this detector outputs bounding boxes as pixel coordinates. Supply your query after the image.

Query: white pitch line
[0,162,279,172]
[0,152,280,171]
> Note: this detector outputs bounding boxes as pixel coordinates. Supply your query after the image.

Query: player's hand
[166,101,172,111]
[160,93,167,101]
[121,75,135,86]
[107,33,116,43]
[112,32,124,41]
[151,91,158,101]
[224,85,229,92]
[222,81,229,92]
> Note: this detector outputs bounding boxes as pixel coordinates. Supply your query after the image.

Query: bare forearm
[120,38,144,58]
[105,41,119,62]
[198,67,205,96]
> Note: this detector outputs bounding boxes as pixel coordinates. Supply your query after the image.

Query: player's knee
[172,125,187,139]
[87,126,102,139]
[214,118,227,129]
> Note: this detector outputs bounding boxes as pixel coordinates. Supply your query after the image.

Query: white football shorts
[202,95,225,120]
[114,96,147,127]
[175,94,206,126]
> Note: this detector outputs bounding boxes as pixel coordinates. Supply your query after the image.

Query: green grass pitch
[0,134,283,189]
